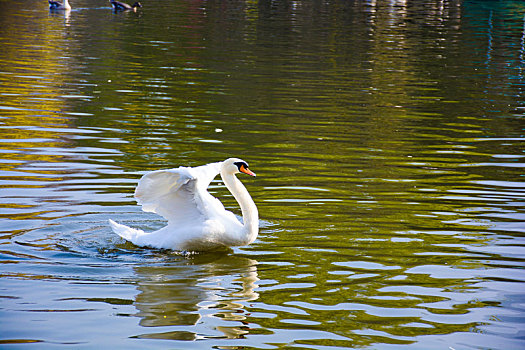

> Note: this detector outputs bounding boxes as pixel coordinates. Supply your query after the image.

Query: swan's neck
[221,171,258,245]
[63,0,71,9]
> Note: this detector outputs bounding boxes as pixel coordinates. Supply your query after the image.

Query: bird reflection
[63,9,71,25]
[49,7,71,26]
[131,253,259,340]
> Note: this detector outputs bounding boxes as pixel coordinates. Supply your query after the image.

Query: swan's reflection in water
[131,253,259,340]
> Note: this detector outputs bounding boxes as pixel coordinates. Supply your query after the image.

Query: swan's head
[222,158,256,177]
[132,2,142,8]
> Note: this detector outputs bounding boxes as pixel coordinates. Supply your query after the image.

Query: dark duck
[110,0,142,12]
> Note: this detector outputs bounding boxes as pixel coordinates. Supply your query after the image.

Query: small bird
[49,0,71,10]
[110,0,142,12]
[109,158,259,252]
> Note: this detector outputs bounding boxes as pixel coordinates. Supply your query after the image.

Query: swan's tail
[109,219,144,243]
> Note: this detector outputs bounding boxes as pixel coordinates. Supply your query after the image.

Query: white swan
[49,0,71,10]
[109,158,259,251]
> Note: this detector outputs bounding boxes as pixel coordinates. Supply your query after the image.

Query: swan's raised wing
[134,162,223,224]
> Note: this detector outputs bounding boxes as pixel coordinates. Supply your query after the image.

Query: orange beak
[240,164,256,177]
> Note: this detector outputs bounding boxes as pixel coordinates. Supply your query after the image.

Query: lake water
[1,0,524,348]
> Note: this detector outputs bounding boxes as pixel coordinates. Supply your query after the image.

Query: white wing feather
[134,162,223,224]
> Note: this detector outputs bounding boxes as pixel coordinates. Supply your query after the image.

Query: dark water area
[0,0,524,348]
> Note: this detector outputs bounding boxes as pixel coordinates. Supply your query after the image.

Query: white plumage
[110,158,259,251]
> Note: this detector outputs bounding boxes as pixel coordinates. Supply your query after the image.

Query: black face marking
[234,161,249,171]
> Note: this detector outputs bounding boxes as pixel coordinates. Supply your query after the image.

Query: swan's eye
[234,161,256,176]
[234,161,249,170]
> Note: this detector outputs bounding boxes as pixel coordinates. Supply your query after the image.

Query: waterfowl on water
[109,158,259,252]
[49,0,71,10]
[110,0,142,12]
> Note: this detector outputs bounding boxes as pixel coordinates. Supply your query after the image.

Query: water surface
[1,0,524,349]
